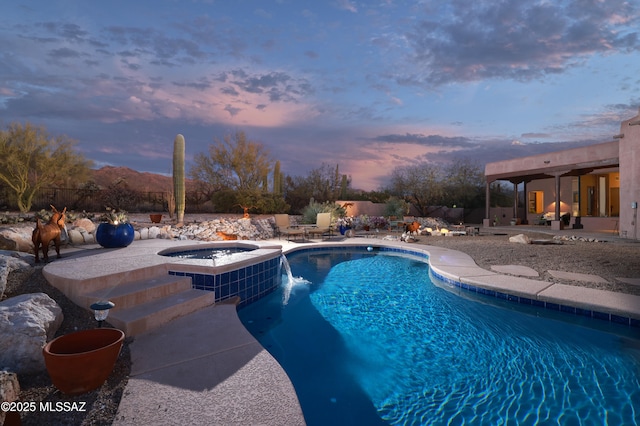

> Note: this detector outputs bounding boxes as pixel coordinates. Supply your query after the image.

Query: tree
[302,164,349,202]
[190,131,271,192]
[0,122,93,213]
[100,178,142,211]
[387,163,445,215]
[443,158,485,209]
[190,130,290,213]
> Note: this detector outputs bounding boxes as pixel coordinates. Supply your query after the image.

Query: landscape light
[90,300,115,328]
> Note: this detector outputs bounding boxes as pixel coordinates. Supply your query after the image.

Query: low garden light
[90,300,115,328]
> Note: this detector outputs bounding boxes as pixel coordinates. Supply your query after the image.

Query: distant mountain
[90,166,196,193]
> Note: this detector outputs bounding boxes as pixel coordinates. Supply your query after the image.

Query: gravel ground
[3,223,639,425]
[3,267,130,426]
[414,229,640,296]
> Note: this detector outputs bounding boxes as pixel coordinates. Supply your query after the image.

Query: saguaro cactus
[273,160,281,194]
[173,134,185,224]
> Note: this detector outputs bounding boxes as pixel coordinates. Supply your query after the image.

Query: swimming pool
[238,249,640,425]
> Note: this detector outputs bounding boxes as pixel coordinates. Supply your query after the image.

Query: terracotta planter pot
[43,328,125,395]
[149,213,163,223]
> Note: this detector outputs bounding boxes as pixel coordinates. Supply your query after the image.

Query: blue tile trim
[430,269,637,329]
[288,245,429,261]
[169,254,281,308]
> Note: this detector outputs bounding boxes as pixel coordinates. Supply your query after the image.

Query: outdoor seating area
[274,214,306,242]
[271,212,484,239]
[302,212,332,239]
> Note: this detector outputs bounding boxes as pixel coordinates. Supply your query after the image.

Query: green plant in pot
[95,207,135,248]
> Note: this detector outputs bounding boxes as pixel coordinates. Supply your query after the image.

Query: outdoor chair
[274,214,305,241]
[305,212,332,239]
[388,216,404,231]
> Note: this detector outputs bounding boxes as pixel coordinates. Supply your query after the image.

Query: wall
[169,255,282,307]
[619,111,640,240]
[337,201,386,217]
[526,177,620,232]
[526,178,573,222]
[337,200,463,221]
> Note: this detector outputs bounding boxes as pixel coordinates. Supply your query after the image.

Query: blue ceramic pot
[96,223,135,248]
[339,225,352,235]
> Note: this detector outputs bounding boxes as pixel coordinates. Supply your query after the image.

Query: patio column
[484,180,492,228]
[554,174,561,221]
[550,171,568,230]
[521,180,529,224]
[513,182,518,222]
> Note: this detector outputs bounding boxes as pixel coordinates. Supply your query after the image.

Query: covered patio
[485,110,640,240]
[484,142,620,232]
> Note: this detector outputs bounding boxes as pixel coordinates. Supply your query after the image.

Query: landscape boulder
[67,228,85,244]
[0,227,33,253]
[508,234,531,244]
[0,293,63,374]
[72,218,96,234]
[0,253,31,299]
[148,226,161,239]
[0,371,20,426]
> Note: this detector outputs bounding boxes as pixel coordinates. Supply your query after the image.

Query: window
[528,191,543,214]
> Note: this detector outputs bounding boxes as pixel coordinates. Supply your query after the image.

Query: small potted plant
[95,207,135,248]
[356,215,371,231]
[336,216,353,235]
[370,216,388,229]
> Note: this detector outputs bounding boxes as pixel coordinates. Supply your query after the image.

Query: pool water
[161,247,251,260]
[238,250,640,425]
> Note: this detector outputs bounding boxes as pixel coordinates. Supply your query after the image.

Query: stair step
[107,289,215,337]
[80,275,193,310]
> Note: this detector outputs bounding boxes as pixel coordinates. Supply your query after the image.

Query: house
[484,109,640,240]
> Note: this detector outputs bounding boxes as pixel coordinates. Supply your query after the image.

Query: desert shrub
[100,179,142,211]
[301,200,346,224]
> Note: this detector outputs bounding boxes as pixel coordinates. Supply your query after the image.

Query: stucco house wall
[526,178,573,223]
[485,109,639,239]
[619,112,640,240]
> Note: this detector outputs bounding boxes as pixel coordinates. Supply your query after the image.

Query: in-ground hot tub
[160,245,255,260]
[158,242,283,307]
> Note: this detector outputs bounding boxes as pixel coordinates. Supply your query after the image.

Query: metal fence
[0,187,212,213]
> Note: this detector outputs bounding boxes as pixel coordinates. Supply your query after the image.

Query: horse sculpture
[32,205,67,263]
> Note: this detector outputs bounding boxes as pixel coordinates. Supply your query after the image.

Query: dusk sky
[1,0,639,190]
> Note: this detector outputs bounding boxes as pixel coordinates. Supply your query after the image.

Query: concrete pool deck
[41,236,640,425]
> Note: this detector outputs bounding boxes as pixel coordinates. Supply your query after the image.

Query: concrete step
[80,275,193,311]
[43,263,175,308]
[107,289,215,337]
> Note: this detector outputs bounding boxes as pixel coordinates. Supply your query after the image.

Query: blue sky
[1,0,639,190]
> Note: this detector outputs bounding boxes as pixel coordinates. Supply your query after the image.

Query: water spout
[281,253,294,284]
[281,254,310,305]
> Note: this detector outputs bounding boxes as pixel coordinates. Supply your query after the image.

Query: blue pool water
[238,249,640,425]
[161,246,251,260]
